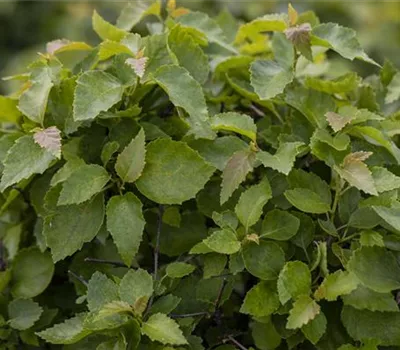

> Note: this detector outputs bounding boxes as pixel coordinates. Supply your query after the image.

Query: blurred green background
[0,1,399,94]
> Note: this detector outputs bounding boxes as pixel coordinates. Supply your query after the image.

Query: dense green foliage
[0,1,400,349]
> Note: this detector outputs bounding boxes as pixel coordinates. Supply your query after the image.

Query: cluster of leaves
[0,1,400,349]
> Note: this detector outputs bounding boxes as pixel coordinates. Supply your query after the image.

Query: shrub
[0,1,400,349]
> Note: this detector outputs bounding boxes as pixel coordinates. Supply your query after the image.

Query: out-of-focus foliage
[1,1,399,93]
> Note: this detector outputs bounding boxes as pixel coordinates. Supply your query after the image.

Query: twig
[0,241,6,271]
[154,204,165,282]
[226,336,248,350]
[170,311,209,319]
[146,205,165,315]
[84,257,126,268]
[249,103,265,118]
[68,270,88,287]
[214,278,228,310]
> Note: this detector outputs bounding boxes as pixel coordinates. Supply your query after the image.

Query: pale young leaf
[46,39,91,55]
[141,313,187,345]
[288,3,298,26]
[33,126,62,158]
[287,295,320,329]
[125,57,149,78]
[335,152,377,196]
[325,111,353,132]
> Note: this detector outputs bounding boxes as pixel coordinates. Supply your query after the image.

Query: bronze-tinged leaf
[125,57,149,78]
[33,126,62,158]
[325,111,353,132]
[284,23,311,45]
[343,151,373,166]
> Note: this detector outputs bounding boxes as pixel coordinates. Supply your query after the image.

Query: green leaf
[261,209,300,240]
[136,138,215,204]
[168,24,209,84]
[348,126,400,163]
[250,60,293,100]
[166,262,196,279]
[235,178,272,232]
[92,10,127,41]
[272,32,295,69]
[286,86,335,129]
[73,71,125,121]
[58,164,109,205]
[141,34,174,79]
[87,272,119,312]
[106,193,145,266]
[176,11,236,53]
[44,194,105,262]
[115,129,146,184]
[290,212,315,250]
[287,295,320,330]
[372,206,400,232]
[98,40,133,61]
[386,71,400,103]
[97,337,127,350]
[359,230,385,247]
[305,73,360,94]
[18,66,53,124]
[342,285,398,312]
[119,269,153,306]
[371,167,400,193]
[348,246,400,293]
[242,241,285,280]
[277,261,311,304]
[251,319,282,350]
[8,299,43,330]
[141,313,187,345]
[152,65,214,139]
[203,229,241,255]
[312,129,350,151]
[0,135,56,192]
[235,14,288,43]
[162,206,181,228]
[212,211,238,231]
[188,136,248,171]
[257,142,304,175]
[203,254,227,279]
[240,281,279,318]
[221,149,255,204]
[46,39,92,55]
[50,159,84,187]
[150,295,181,316]
[0,96,21,122]
[36,313,91,345]
[11,248,54,299]
[285,188,331,214]
[101,141,120,166]
[314,270,359,301]
[301,312,327,345]
[311,23,379,66]
[341,306,400,346]
[116,0,160,31]
[211,112,257,141]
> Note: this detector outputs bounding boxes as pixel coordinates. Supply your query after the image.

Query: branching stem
[68,270,88,286]
[226,336,248,350]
